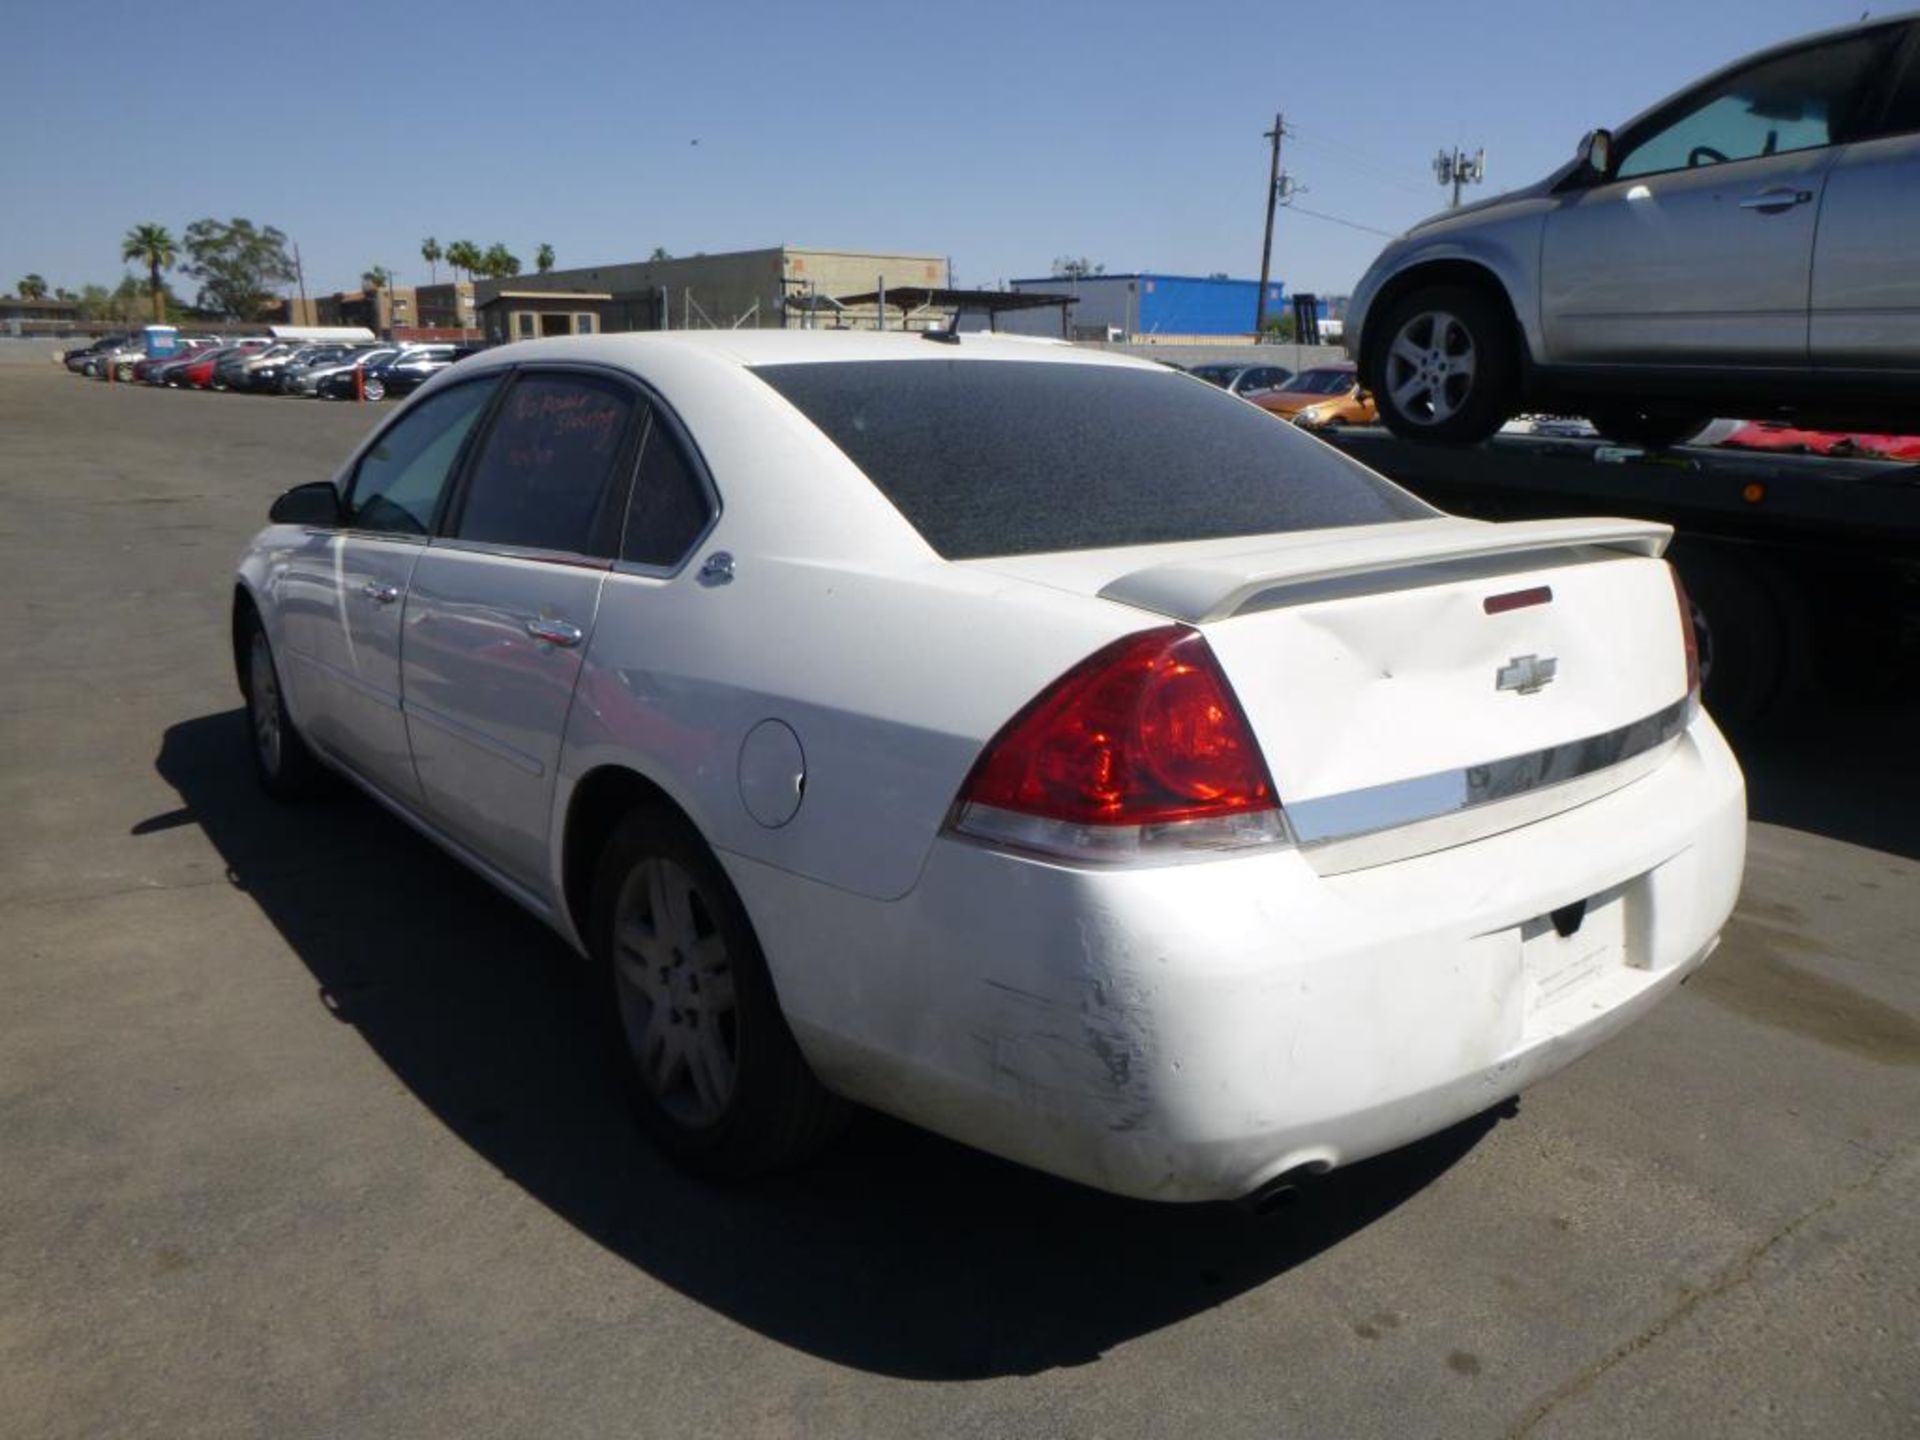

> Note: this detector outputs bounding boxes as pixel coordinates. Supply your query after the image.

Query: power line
[1282,125,1434,198]
[1280,201,1401,240]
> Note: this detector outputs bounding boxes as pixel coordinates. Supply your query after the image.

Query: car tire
[589,805,847,1179]
[1370,284,1517,444]
[240,609,331,800]
[362,378,385,402]
[1587,408,1710,450]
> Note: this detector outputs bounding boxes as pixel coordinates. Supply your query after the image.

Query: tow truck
[1320,427,1920,728]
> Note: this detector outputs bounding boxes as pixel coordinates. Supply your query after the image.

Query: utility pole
[1434,146,1487,207]
[293,242,309,325]
[1254,112,1285,336]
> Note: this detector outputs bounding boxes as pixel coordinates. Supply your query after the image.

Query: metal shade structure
[827,286,1078,336]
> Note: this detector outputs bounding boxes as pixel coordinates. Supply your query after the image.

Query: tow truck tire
[1668,543,1808,732]
[1369,284,1516,445]
[1588,409,1710,450]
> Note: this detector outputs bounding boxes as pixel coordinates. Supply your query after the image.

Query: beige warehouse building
[473,245,950,341]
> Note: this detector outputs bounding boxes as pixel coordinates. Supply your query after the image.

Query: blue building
[1005,272,1285,338]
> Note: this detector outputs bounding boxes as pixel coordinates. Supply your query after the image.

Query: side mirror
[1577,128,1614,179]
[269,480,343,527]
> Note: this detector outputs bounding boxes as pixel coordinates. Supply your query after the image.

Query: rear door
[400,368,643,894]
[1812,23,1920,370]
[1541,27,1897,368]
[275,375,502,802]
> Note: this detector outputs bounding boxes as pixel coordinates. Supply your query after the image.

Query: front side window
[1616,33,1893,180]
[345,378,501,536]
[453,373,637,555]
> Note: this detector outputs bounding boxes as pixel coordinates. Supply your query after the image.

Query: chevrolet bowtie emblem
[1496,654,1558,695]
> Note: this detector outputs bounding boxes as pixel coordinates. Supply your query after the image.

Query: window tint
[1616,33,1891,179]
[454,373,636,555]
[1880,48,1920,133]
[346,377,500,535]
[622,416,713,568]
[753,360,1428,560]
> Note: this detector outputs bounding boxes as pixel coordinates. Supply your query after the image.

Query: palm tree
[121,223,177,323]
[446,240,481,281]
[482,243,521,279]
[647,246,672,263]
[16,274,47,300]
[362,266,390,292]
[421,237,442,285]
[536,242,554,275]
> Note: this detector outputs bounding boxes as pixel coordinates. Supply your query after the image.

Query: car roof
[452,328,1160,380]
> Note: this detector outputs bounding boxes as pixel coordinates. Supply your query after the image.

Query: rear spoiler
[1098,517,1672,624]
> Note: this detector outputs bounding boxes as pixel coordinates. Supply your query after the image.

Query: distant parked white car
[233,332,1745,1203]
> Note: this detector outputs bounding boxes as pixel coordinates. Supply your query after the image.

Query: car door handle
[361,581,400,604]
[525,618,584,648]
[1738,188,1813,212]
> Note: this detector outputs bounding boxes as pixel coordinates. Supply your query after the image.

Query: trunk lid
[970,516,1692,869]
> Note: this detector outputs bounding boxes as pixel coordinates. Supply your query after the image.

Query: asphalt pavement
[2,361,1916,1439]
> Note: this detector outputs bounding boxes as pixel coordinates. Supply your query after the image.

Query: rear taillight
[1669,565,1701,702]
[949,626,1287,863]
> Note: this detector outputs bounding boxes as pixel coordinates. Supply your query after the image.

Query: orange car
[1251,363,1376,429]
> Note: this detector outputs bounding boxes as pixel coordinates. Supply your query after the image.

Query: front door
[1812,31,1920,370]
[401,369,642,895]
[275,376,501,802]
[1541,28,1896,370]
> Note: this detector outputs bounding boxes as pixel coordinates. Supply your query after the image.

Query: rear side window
[622,416,713,568]
[453,372,637,555]
[753,359,1428,559]
[346,377,500,536]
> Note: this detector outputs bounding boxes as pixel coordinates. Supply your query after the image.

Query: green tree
[362,266,391,292]
[420,236,442,284]
[535,242,554,274]
[481,243,521,279]
[647,246,672,262]
[75,284,114,320]
[446,239,481,281]
[1050,256,1105,280]
[181,217,295,319]
[120,223,177,324]
[16,273,48,299]
[54,286,75,302]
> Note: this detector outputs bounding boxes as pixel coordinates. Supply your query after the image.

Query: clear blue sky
[0,0,1874,304]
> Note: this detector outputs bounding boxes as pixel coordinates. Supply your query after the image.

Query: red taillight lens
[1669,565,1701,698]
[951,627,1284,861]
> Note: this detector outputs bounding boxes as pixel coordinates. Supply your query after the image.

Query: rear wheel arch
[561,764,703,950]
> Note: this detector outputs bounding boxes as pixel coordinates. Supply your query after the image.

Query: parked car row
[63,336,480,399]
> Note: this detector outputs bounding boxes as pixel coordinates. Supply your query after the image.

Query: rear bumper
[729,714,1746,1202]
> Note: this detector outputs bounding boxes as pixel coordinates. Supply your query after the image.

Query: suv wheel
[1371,284,1516,444]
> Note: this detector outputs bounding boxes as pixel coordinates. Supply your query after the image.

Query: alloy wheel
[611,858,739,1128]
[1384,310,1478,426]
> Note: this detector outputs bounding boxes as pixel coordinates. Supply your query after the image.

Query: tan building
[472,246,950,340]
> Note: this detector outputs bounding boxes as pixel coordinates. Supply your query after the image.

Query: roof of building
[1009,273,1282,288]
[482,290,614,303]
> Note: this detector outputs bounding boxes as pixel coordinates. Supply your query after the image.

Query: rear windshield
[753,359,1427,559]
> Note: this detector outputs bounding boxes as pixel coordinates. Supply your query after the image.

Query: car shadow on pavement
[150,708,1496,1380]
[1734,695,1920,861]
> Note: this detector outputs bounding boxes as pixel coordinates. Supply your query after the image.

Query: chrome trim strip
[1288,696,1694,847]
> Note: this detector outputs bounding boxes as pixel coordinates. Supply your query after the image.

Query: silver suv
[1348,14,1920,447]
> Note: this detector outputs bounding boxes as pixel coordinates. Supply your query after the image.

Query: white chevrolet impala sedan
[233,331,1745,1203]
